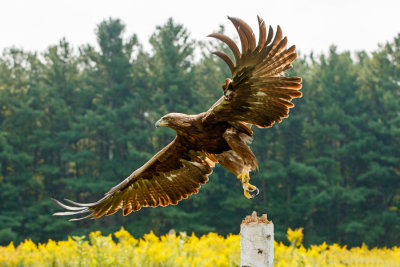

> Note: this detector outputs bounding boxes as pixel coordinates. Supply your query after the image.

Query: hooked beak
[155,118,168,128]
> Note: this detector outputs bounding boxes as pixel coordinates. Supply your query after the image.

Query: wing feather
[53,137,213,220]
[212,51,234,72]
[266,25,274,46]
[122,190,133,216]
[204,16,302,128]
[228,17,257,52]
[257,16,267,51]
[207,33,241,63]
[229,18,249,54]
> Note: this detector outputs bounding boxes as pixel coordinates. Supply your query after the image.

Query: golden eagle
[53,16,302,220]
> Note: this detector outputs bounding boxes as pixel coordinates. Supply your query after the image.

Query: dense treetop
[0,18,398,247]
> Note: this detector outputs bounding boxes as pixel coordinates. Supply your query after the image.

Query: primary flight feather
[53,16,302,221]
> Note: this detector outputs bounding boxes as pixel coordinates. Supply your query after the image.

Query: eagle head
[155,113,193,130]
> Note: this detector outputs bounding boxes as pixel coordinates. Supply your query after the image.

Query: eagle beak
[155,118,168,128]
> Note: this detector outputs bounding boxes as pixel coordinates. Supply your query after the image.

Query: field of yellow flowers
[0,227,398,267]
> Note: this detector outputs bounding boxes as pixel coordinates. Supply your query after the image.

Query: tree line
[0,18,399,247]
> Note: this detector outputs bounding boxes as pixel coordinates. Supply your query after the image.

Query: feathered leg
[222,128,259,199]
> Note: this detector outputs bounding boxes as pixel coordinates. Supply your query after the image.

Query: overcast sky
[1,0,399,56]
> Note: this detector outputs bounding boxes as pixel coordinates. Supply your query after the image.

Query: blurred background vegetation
[0,17,398,248]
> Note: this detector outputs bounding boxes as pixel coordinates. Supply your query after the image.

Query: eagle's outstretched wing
[53,137,213,220]
[203,16,302,128]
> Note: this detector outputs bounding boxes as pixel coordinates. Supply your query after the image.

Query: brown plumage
[53,16,302,221]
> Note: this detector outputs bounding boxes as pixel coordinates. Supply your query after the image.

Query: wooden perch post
[240,211,274,267]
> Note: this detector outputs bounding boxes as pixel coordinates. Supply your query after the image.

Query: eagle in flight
[53,16,302,221]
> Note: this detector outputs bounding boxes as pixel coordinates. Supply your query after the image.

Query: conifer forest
[0,18,399,248]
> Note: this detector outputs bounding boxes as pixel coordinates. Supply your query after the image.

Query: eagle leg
[222,127,259,199]
[237,166,259,199]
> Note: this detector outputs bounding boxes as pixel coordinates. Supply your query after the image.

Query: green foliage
[0,19,398,247]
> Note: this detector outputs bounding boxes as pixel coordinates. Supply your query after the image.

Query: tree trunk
[241,211,274,267]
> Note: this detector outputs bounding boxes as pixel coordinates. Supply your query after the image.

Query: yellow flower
[287,227,304,247]
[1,227,399,266]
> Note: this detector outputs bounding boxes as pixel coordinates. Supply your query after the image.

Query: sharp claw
[237,168,258,199]
[246,183,257,192]
[242,182,259,199]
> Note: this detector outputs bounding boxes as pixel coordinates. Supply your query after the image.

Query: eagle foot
[242,181,259,199]
[237,168,259,199]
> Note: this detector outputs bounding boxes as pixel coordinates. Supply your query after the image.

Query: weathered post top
[240,211,274,267]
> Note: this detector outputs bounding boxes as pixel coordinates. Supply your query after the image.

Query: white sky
[1,0,399,56]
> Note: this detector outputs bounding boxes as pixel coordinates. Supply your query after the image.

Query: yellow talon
[244,189,252,199]
[244,182,258,192]
[242,181,259,199]
[237,168,259,199]
[237,171,250,181]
